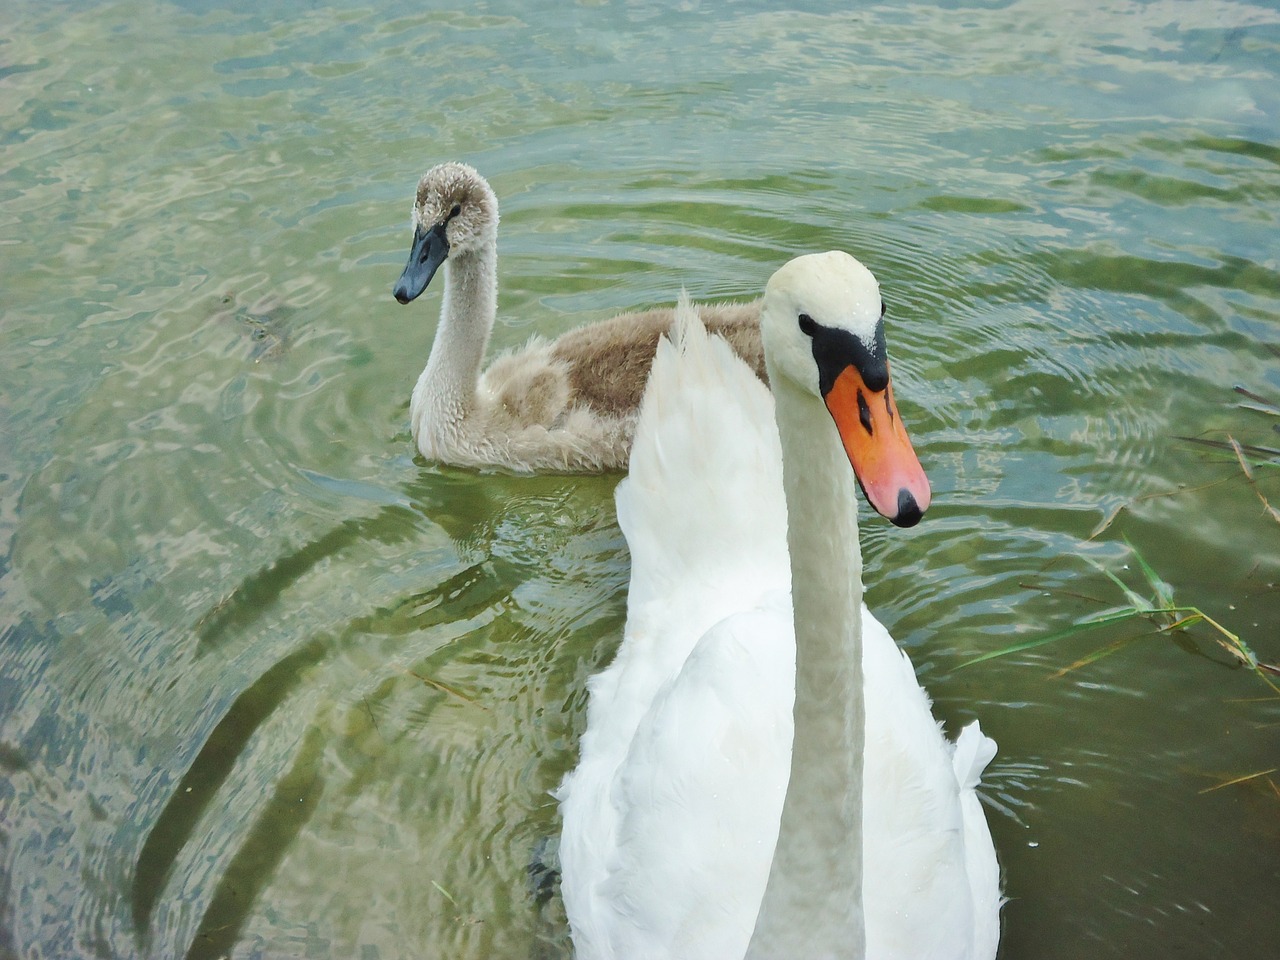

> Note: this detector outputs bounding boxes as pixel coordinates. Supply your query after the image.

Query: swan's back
[557,295,793,959]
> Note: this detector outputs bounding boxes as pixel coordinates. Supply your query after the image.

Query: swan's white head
[393,162,498,304]
[761,251,931,527]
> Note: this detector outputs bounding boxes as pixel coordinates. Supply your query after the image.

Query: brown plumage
[551,301,767,421]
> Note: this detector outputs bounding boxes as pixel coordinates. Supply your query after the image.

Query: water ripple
[3,1,1279,958]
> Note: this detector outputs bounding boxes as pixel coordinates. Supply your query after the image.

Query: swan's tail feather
[952,719,997,790]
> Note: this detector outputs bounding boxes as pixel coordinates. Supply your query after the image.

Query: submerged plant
[959,540,1280,697]
[967,379,1280,695]
[1176,385,1280,525]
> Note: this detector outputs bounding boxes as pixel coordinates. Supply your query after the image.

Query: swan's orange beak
[823,364,931,528]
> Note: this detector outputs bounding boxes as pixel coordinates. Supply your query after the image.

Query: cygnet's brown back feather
[550,299,766,420]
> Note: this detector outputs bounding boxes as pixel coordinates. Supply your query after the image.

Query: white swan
[391,162,765,472]
[556,252,1001,959]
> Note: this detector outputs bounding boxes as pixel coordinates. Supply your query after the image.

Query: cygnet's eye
[798,313,817,337]
[880,300,886,318]
[449,203,462,219]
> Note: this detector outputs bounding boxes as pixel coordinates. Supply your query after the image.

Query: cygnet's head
[393,162,498,305]
[760,251,931,528]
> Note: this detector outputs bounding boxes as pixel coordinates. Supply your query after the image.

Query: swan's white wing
[618,292,787,623]
[573,604,793,960]
[862,607,1001,960]
[562,292,789,773]
[558,296,792,960]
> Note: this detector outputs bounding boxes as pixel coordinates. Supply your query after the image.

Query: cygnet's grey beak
[393,221,449,304]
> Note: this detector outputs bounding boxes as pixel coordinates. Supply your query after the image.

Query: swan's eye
[880,300,886,318]
[798,313,817,337]
[449,203,462,219]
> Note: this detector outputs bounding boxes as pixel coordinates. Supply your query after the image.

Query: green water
[2,1,1278,957]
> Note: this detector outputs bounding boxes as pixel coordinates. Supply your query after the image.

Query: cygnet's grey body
[392,162,764,473]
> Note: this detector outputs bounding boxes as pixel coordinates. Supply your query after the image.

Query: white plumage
[556,254,1001,959]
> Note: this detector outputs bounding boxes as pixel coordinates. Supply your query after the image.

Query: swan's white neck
[410,243,497,445]
[747,375,866,959]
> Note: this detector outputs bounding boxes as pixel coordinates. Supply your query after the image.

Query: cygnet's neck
[411,242,497,442]
[747,375,867,959]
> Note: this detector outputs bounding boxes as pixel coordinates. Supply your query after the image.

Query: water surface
[2,1,1278,958]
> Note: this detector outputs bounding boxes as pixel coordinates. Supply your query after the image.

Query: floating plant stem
[960,544,1280,697]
